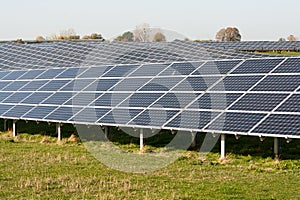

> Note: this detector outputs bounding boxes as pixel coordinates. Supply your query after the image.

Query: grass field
[0,128,300,199]
[256,51,300,57]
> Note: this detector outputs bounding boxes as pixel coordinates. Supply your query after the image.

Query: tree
[278,38,286,42]
[36,36,45,41]
[121,31,134,42]
[153,32,166,42]
[216,28,226,42]
[115,31,137,42]
[81,35,90,40]
[287,35,297,41]
[215,27,241,42]
[133,23,152,42]
[59,28,77,39]
[90,33,105,41]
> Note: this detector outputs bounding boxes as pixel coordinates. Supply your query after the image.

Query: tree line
[29,23,299,43]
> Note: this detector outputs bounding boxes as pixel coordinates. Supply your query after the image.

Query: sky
[0,0,299,41]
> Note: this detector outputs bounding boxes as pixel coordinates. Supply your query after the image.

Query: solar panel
[0,42,299,140]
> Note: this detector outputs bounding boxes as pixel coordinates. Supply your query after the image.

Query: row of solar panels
[28,40,300,52]
[0,40,269,71]
[0,58,298,138]
[198,41,300,51]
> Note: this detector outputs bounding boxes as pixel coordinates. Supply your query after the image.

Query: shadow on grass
[1,119,299,160]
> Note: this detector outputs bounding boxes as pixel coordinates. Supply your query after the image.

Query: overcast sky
[0,0,299,41]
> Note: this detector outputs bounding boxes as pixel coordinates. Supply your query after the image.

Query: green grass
[0,130,300,199]
[256,51,300,57]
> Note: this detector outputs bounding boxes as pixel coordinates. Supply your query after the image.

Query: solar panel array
[0,57,299,139]
[197,40,300,51]
[0,41,269,71]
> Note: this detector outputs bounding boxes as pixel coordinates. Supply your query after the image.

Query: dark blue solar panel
[0,82,11,89]
[79,66,114,78]
[140,77,183,91]
[2,81,28,91]
[211,76,263,91]
[0,104,15,116]
[72,108,111,123]
[60,79,95,91]
[207,112,266,132]
[231,58,283,74]
[229,93,288,111]
[103,65,137,77]
[38,80,71,91]
[130,109,179,127]
[173,77,221,91]
[94,93,130,107]
[36,68,65,79]
[22,106,58,119]
[151,93,200,109]
[2,71,27,80]
[22,92,53,104]
[98,109,143,124]
[160,62,203,76]
[188,93,241,110]
[45,106,75,121]
[0,92,13,102]
[165,111,219,129]
[3,105,34,118]
[19,80,48,91]
[3,92,31,103]
[42,92,73,105]
[84,79,120,91]
[64,93,95,106]
[56,67,80,78]
[195,60,242,75]
[119,93,163,108]
[273,58,300,73]
[0,71,10,79]
[276,94,300,113]
[112,78,150,91]
[130,64,169,77]
[252,75,300,92]
[253,114,300,135]
[18,69,45,80]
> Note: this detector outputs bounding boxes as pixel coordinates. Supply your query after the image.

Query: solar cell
[207,112,266,132]
[253,114,300,135]
[165,111,220,129]
[211,76,263,91]
[3,105,34,118]
[22,106,59,119]
[22,92,53,104]
[188,93,241,110]
[229,93,288,111]
[252,75,300,92]
[231,58,284,74]
[130,109,179,127]
[276,94,300,113]
[273,58,300,73]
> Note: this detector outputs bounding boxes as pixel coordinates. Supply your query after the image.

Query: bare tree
[153,32,166,42]
[59,28,77,39]
[216,27,241,42]
[287,35,297,41]
[133,23,153,42]
[47,34,58,40]
[216,28,226,42]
